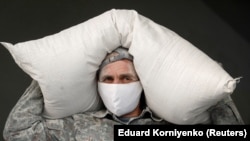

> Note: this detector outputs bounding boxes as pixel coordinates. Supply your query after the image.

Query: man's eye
[125,77,131,80]
[123,76,132,81]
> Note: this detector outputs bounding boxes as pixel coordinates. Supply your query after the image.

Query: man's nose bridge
[113,77,122,84]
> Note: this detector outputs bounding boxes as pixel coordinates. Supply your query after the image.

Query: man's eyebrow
[119,73,138,79]
[99,75,113,81]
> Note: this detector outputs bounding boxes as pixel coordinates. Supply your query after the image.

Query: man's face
[99,59,139,84]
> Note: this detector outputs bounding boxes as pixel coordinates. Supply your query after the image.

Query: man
[97,47,143,119]
[3,47,243,141]
[96,47,169,124]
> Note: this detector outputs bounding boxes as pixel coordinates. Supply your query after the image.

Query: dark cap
[100,47,133,69]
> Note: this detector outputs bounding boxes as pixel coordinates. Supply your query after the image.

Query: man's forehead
[100,60,136,76]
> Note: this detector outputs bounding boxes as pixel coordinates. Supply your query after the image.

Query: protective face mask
[97,81,143,117]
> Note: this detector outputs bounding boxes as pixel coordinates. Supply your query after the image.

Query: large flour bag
[1,9,239,124]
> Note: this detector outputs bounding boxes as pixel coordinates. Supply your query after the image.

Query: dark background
[0,0,249,139]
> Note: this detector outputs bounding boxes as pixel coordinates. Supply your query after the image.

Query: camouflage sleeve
[209,96,245,125]
[3,80,48,141]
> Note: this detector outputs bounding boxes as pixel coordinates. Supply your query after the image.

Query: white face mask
[97,81,143,117]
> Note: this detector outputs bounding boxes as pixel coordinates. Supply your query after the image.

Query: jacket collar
[91,106,163,125]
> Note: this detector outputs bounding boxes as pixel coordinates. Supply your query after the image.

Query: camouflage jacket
[3,81,244,141]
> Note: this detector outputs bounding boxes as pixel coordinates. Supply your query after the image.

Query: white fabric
[122,10,238,124]
[1,9,238,124]
[1,10,122,118]
[98,81,142,117]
